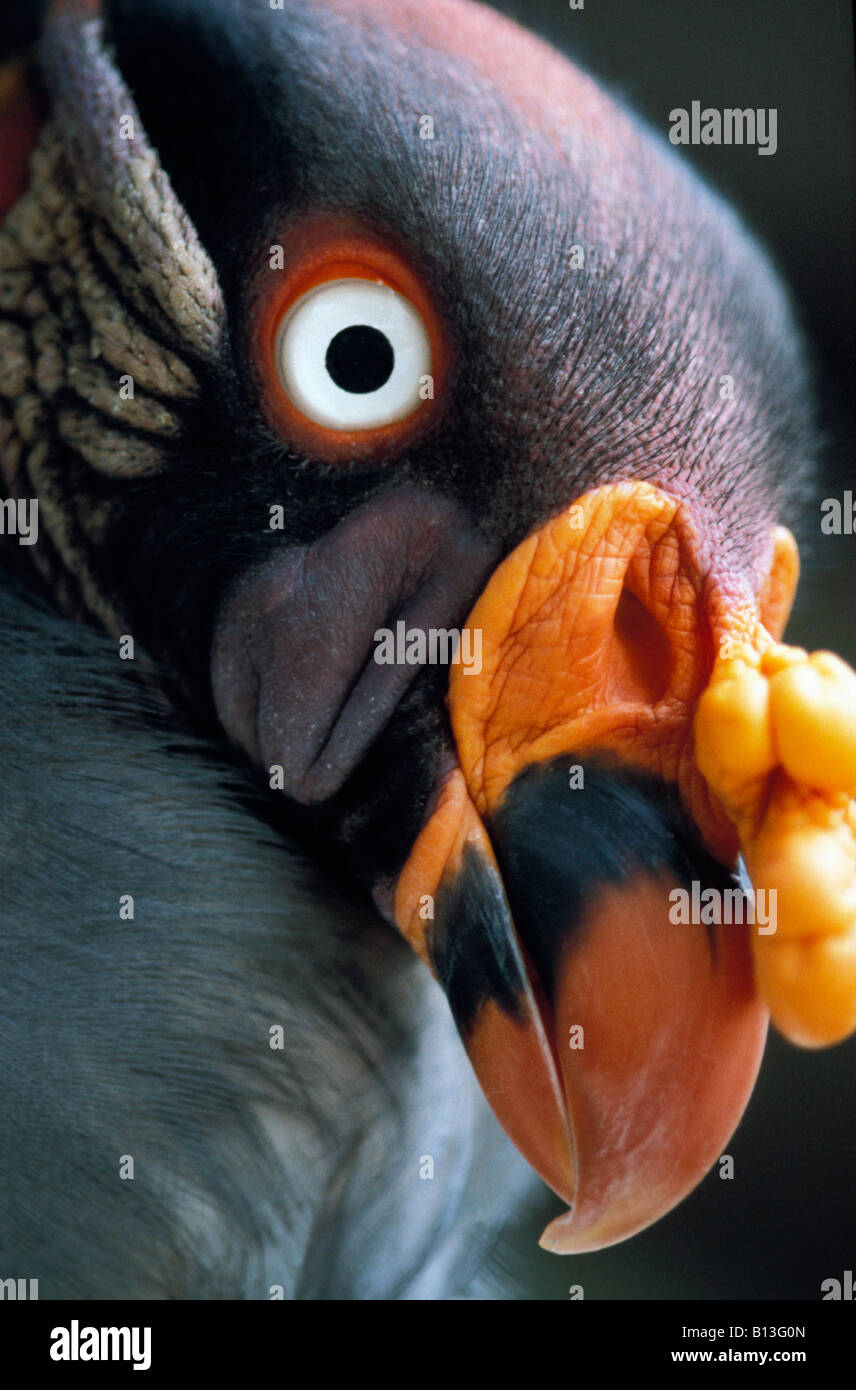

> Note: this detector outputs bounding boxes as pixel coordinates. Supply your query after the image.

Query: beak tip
[538,1206,628,1256]
[538,1209,574,1254]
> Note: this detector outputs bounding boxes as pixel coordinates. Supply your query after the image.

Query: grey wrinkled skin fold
[40,12,225,361]
[0,12,227,630]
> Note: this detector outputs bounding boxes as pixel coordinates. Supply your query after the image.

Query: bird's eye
[252,225,448,463]
[275,279,431,431]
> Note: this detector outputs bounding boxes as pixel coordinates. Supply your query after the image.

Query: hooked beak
[391,480,856,1251]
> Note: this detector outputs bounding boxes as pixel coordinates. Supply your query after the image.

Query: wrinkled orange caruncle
[696,642,856,1046]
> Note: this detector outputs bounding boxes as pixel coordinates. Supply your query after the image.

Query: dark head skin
[13,0,813,893]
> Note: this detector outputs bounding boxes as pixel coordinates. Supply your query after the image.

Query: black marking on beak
[430,846,528,1035]
[488,757,740,1007]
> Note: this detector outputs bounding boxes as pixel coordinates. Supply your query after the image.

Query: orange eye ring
[251,216,450,463]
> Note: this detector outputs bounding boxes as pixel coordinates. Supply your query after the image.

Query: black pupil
[325,325,395,394]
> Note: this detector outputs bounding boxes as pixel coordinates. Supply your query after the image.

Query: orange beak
[392,480,856,1251]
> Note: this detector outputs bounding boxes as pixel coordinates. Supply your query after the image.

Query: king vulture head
[2,0,855,1255]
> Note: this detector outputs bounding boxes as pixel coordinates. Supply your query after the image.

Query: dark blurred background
[2,0,854,1300]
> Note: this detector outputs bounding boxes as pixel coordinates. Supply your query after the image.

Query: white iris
[276,279,431,430]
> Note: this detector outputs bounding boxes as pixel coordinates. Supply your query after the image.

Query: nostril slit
[609,590,671,704]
